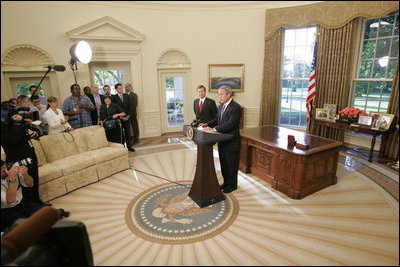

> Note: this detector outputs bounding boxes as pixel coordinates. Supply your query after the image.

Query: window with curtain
[352,13,399,113]
[280,26,317,127]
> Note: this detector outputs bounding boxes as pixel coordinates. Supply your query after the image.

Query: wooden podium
[183,125,233,208]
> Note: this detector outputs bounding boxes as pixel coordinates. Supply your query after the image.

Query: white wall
[1,1,314,136]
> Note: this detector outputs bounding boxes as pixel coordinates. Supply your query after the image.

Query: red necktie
[199,100,203,113]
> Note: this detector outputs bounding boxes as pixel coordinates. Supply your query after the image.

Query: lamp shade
[69,41,92,64]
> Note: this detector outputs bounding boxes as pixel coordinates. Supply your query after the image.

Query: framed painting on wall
[208,64,244,92]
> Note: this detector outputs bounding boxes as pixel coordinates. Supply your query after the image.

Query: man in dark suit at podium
[200,85,242,193]
[193,85,217,124]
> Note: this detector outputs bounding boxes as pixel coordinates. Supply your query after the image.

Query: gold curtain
[310,20,360,140]
[259,30,282,125]
[265,1,399,40]
[380,60,399,160]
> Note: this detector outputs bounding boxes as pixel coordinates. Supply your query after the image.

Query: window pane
[354,81,392,113]
[93,69,124,94]
[358,60,373,78]
[17,83,44,96]
[379,24,393,38]
[283,47,295,78]
[361,40,376,59]
[295,28,307,46]
[364,19,379,39]
[376,38,391,57]
[285,29,296,46]
[372,59,386,78]
[390,37,399,57]
[166,76,184,127]
[387,58,397,78]
[378,16,395,37]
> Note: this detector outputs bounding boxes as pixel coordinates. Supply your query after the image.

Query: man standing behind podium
[199,85,241,193]
[193,85,217,123]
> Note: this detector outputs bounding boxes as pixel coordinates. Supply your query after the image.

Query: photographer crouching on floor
[1,158,43,231]
[1,100,43,205]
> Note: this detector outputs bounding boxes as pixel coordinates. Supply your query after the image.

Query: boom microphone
[45,65,66,72]
[1,206,61,261]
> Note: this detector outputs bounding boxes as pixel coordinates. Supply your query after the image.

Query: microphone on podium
[1,206,61,263]
[44,65,66,72]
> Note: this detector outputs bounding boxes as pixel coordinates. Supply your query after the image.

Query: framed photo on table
[209,64,244,92]
[369,112,381,127]
[323,104,337,119]
[358,115,372,126]
[315,108,330,120]
[371,114,381,130]
[378,113,395,130]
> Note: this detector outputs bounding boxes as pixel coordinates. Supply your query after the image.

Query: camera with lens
[5,157,33,170]
[1,101,38,126]
[190,119,200,127]
[1,101,43,138]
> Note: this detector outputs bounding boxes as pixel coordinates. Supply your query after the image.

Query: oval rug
[125,181,239,244]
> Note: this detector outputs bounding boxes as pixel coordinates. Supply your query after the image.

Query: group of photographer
[1,108,46,231]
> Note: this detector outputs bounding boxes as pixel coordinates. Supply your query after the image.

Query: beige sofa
[31,125,130,202]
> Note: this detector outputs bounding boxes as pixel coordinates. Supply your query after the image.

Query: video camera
[1,101,38,126]
[1,207,92,266]
[1,101,43,139]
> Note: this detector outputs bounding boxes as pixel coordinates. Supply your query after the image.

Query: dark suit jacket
[193,97,218,123]
[112,93,133,115]
[86,93,98,125]
[99,102,124,121]
[207,99,242,152]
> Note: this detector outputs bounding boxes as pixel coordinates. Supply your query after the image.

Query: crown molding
[66,16,145,42]
[73,1,321,11]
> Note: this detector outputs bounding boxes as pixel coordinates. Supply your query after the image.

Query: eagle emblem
[152,193,211,224]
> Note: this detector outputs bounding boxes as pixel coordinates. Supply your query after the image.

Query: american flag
[306,39,318,125]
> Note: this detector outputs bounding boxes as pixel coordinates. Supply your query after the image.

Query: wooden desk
[313,119,388,162]
[240,126,342,199]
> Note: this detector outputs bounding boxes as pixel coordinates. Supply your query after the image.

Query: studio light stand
[68,58,78,84]
[68,40,92,85]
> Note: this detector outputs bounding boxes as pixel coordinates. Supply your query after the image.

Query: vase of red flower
[338,107,367,124]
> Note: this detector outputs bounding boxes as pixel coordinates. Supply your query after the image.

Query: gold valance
[265,1,399,40]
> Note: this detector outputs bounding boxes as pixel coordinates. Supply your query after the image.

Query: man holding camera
[1,158,43,230]
[1,112,43,204]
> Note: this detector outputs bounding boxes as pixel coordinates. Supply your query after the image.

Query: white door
[159,71,190,133]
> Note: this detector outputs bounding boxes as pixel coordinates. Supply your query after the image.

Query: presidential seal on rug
[125,181,239,244]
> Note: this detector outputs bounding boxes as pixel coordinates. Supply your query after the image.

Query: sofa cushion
[39,132,78,163]
[69,125,109,153]
[89,147,128,164]
[51,154,96,176]
[39,164,63,184]
[31,139,47,166]
[87,126,109,151]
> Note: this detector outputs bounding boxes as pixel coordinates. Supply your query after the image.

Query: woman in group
[99,96,126,143]
[43,96,72,135]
